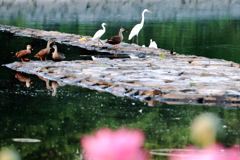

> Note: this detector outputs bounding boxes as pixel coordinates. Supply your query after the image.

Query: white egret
[128,9,152,43]
[149,39,158,49]
[92,23,107,46]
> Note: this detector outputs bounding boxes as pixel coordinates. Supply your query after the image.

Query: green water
[1,1,240,159]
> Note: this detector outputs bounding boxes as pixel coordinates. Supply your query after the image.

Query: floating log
[3,56,240,108]
[1,24,240,107]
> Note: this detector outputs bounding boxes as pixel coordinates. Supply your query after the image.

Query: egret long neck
[140,10,146,26]
[102,24,106,32]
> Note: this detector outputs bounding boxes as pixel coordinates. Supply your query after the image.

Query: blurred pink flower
[81,127,150,160]
[169,143,240,160]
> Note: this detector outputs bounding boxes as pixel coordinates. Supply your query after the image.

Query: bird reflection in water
[15,72,32,87]
[37,75,51,89]
[50,81,66,96]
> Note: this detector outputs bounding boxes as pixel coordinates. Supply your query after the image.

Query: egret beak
[148,10,153,13]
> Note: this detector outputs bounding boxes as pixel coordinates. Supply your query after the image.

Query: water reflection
[15,72,32,87]
[38,75,50,89]
[50,81,66,96]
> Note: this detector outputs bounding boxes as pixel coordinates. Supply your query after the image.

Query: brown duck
[14,45,32,62]
[52,45,65,65]
[34,41,52,61]
[106,28,124,47]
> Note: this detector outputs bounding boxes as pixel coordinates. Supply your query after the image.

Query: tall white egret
[92,23,107,46]
[128,9,152,43]
[149,39,158,49]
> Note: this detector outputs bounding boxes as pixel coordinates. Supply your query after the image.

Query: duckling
[34,41,52,61]
[52,45,65,65]
[106,28,124,47]
[14,45,32,62]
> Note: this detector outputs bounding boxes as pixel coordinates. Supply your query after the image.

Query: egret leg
[137,35,138,44]
[98,39,103,46]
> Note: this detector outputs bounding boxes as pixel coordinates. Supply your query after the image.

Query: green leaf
[190,82,195,86]
[159,54,165,58]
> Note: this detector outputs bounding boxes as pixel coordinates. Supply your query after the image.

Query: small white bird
[92,23,107,46]
[91,56,109,61]
[149,39,158,49]
[128,9,152,43]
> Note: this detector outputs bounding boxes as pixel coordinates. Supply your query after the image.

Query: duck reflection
[51,81,66,96]
[15,72,32,87]
[38,75,51,89]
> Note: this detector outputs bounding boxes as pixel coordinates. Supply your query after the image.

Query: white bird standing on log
[128,9,152,43]
[92,23,107,46]
[149,39,158,49]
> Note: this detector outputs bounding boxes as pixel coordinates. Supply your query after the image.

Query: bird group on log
[13,9,154,62]
[14,41,66,64]
[91,9,152,46]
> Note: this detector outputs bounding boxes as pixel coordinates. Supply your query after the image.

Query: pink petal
[80,127,149,160]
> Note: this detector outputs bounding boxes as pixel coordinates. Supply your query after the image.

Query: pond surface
[0,0,240,159]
